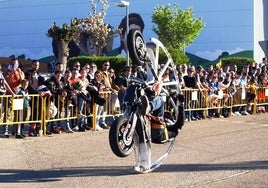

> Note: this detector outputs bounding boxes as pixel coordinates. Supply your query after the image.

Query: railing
[1,86,267,136]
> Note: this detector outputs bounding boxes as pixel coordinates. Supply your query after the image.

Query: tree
[219,51,229,59]
[78,0,115,56]
[47,0,117,71]
[152,3,204,64]
[47,19,80,72]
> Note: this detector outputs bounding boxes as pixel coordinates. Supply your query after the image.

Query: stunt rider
[133,80,185,172]
[140,82,185,142]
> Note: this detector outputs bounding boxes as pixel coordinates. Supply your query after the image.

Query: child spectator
[245,78,257,113]
[15,79,31,138]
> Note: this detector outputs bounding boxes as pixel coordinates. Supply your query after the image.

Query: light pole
[116,0,130,66]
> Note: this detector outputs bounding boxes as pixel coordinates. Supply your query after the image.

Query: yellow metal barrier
[0,94,43,136]
[1,87,267,135]
[91,91,122,131]
[41,91,122,133]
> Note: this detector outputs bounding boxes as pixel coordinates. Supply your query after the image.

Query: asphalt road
[0,113,268,188]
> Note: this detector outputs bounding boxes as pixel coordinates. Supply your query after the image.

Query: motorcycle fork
[133,113,152,170]
[127,112,150,144]
[140,114,151,143]
[126,112,138,139]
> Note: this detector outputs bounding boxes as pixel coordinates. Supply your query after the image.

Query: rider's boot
[133,142,151,172]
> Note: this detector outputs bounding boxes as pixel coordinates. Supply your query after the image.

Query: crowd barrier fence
[1,86,267,136]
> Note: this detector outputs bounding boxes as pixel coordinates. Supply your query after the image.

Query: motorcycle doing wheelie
[109,30,185,173]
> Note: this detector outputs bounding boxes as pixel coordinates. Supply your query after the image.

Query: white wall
[254,0,268,63]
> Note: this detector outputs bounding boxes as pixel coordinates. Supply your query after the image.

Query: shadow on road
[0,166,131,183]
[0,160,267,183]
[156,160,268,173]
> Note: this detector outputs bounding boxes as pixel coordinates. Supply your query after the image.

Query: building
[254,0,268,63]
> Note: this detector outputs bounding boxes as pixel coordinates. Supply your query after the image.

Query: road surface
[0,114,267,188]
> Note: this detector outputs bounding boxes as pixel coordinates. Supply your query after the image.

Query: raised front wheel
[109,116,134,157]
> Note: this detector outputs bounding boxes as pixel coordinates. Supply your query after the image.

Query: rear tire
[109,116,134,157]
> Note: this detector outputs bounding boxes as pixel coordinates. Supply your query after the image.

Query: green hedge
[67,56,127,75]
[221,57,255,71]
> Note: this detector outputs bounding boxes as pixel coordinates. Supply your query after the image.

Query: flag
[216,59,222,69]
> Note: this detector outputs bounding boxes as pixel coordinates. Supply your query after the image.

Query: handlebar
[127,77,148,87]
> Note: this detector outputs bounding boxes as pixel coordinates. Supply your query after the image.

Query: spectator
[25,60,40,94]
[242,64,250,75]
[177,71,185,89]
[15,79,31,138]
[183,67,200,121]
[109,68,120,113]
[195,65,206,119]
[4,58,25,93]
[83,63,91,80]
[87,63,97,81]
[260,57,267,67]
[68,68,81,131]
[25,60,41,136]
[230,64,238,72]
[45,70,67,134]
[0,64,15,96]
[200,75,217,118]
[32,76,52,136]
[258,73,267,86]
[181,64,188,77]
[90,70,106,131]
[60,70,75,133]
[0,64,15,138]
[217,76,232,117]
[209,74,224,118]
[73,68,91,131]
[3,58,25,137]
[83,63,90,72]
[206,64,214,74]
[109,68,120,91]
[72,61,81,73]
[222,65,230,78]
[69,68,80,85]
[101,61,112,89]
[116,66,132,109]
[245,78,257,113]
[97,61,115,129]
[55,62,64,72]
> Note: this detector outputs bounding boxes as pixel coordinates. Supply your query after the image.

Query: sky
[0,0,253,61]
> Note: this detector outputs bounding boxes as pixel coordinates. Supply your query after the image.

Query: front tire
[109,116,134,157]
[127,29,147,66]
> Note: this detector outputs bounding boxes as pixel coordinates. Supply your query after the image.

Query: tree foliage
[47,19,80,72]
[78,0,114,55]
[47,19,80,43]
[47,0,115,70]
[152,3,204,64]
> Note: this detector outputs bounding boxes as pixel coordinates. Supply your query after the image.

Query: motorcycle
[109,30,185,173]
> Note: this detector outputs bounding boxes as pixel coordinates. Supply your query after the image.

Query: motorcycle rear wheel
[109,116,134,157]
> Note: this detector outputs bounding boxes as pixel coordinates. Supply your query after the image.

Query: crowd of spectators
[178,57,268,120]
[0,57,267,139]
